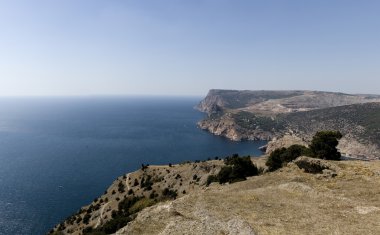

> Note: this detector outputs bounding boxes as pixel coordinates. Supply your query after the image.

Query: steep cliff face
[197,113,275,141]
[196,89,227,113]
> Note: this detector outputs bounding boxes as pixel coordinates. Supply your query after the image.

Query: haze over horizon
[1,0,379,96]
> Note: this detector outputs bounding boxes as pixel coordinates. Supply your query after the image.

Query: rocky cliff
[197,89,380,160]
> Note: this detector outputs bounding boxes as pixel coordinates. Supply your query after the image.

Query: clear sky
[0,0,379,96]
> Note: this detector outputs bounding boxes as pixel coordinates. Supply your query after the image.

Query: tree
[218,155,259,183]
[309,131,343,160]
[218,166,233,184]
[266,147,287,171]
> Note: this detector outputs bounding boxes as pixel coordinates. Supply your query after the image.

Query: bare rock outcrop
[117,198,256,235]
[293,156,339,174]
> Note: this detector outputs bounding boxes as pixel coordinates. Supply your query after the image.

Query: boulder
[294,156,338,174]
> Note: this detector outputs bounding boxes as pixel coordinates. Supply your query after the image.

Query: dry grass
[121,158,380,235]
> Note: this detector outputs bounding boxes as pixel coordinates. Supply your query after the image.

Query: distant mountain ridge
[197,89,380,160]
[197,89,380,114]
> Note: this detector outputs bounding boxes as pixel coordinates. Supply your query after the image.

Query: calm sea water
[0,97,266,235]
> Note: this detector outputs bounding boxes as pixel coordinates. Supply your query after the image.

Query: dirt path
[126,173,131,191]
[95,202,110,228]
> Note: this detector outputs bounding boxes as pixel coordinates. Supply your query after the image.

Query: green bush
[309,131,343,160]
[266,147,287,172]
[207,155,259,184]
[281,145,311,162]
[83,214,91,224]
[266,145,310,171]
[117,181,125,193]
[162,188,178,199]
[206,175,218,186]
[140,175,153,190]
[99,216,131,234]
[218,166,233,184]
[266,131,343,171]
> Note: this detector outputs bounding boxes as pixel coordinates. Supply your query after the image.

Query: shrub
[162,188,177,199]
[83,214,91,224]
[128,198,155,215]
[309,131,343,160]
[206,175,218,186]
[266,145,310,171]
[266,131,343,171]
[207,155,259,184]
[140,175,153,190]
[117,181,125,193]
[100,216,131,234]
[118,197,141,216]
[281,145,310,162]
[76,216,82,224]
[218,166,233,184]
[192,174,198,180]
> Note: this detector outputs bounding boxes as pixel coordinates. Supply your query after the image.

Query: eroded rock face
[338,135,380,160]
[196,90,227,113]
[197,113,274,141]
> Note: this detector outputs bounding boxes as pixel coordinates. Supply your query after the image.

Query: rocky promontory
[197,89,380,160]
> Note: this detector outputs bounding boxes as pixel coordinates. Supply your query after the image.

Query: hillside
[120,158,380,235]
[52,157,380,235]
[197,89,380,160]
[50,160,225,235]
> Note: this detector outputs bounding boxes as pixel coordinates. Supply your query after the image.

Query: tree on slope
[309,131,343,160]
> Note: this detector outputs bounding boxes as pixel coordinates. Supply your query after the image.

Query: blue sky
[0,0,379,96]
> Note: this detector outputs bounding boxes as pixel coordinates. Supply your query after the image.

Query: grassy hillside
[116,158,380,235]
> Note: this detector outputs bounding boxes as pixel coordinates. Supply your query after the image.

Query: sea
[0,96,266,235]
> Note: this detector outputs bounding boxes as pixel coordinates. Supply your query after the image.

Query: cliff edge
[52,157,380,235]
